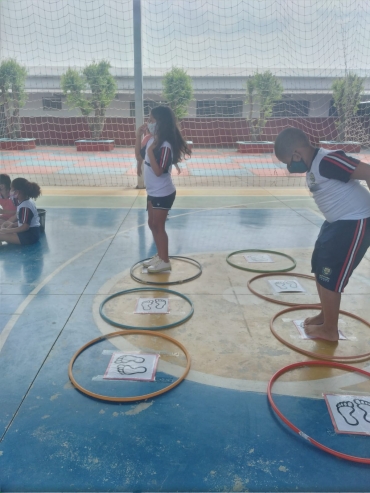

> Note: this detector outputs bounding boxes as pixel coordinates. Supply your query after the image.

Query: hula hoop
[100,287,194,331]
[227,249,296,273]
[68,329,191,402]
[130,256,202,286]
[271,305,370,362]
[268,360,370,464]
[248,272,320,307]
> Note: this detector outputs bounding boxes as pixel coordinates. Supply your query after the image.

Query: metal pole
[133,0,145,189]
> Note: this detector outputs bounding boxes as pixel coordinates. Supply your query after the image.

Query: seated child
[0,174,17,226]
[0,177,41,246]
[274,127,370,341]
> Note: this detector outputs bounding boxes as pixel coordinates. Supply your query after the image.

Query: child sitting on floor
[0,177,41,246]
[274,127,370,341]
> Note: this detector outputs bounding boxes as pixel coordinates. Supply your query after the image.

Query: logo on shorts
[322,267,332,276]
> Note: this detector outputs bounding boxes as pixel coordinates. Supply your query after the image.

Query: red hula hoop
[267,360,370,464]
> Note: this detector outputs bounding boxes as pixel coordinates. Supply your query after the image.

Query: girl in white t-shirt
[0,177,41,246]
[135,105,191,273]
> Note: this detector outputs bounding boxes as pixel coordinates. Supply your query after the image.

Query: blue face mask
[288,159,308,174]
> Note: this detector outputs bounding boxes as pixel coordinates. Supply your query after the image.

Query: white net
[0,0,369,187]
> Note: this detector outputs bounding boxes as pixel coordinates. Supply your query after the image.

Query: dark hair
[151,105,191,164]
[11,177,41,199]
[274,127,310,160]
[0,174,11,190]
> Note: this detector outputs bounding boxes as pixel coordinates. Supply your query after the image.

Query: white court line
[1,200,287,353]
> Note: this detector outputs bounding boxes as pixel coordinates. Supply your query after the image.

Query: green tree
[0,59,28,139]
[331,73,364,141]
[162,67,193,119]
[246,71,283,141]
[61,60,117,140]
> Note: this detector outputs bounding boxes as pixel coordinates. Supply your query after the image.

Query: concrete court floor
[1,187,370,492]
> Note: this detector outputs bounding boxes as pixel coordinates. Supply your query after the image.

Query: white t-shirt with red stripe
[143,137,175,197]
[306,148,370,223]
[17,199,40,228]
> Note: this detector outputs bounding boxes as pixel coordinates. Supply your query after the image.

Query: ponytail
[11,178,42,199]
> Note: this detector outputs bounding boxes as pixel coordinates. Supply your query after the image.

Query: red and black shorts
[311,217,370,292]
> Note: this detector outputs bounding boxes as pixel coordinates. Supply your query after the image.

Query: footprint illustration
[141,300,154,311]
[117,364,147,375]
[354,399,370,423]
[275,281,298,291]
[154,298,166,310]
[114,355,145,365]
[336,401,359,426]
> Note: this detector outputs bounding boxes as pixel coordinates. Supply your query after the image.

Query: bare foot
[304,323,339,342]
[304,312,324,326]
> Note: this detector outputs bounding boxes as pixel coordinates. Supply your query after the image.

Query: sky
[0,0,370,76]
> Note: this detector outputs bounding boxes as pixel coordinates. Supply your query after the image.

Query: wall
[19,92,333,119]
[17,116,345,146]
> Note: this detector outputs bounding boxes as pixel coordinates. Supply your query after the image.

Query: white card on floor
[103,352,159,381]
[293,320,347,340]
[135,297,169,314]
[244,254,274,263]
[142,267,171,274]
[269,279,305,293]
[324,394,370,435]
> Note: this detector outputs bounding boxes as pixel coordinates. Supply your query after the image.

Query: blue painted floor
[1,200,370,492]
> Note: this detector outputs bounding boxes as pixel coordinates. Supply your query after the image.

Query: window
[130,100,166,117]
[196,100,243,117]
[329,99,338,117]
[272,100,310,117]
[329,99,370,117]
[42,95,62,110]
[357,101,370,117]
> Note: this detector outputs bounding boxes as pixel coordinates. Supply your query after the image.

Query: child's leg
[0,232,21,245]
[150,207,169,262]
[304,283,341,341]
[147,201,159,253]
[305,217,370,341]
[304,279,324,326]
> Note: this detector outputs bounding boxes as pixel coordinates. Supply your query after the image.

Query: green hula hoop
[100,287,194,331]
[226,249,296,273]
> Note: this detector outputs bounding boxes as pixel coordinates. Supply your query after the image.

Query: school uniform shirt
[141,137,175,197]
[307,148,370,223]
[17,199,40,228]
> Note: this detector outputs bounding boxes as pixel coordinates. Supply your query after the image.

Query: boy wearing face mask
[274,127,370,341]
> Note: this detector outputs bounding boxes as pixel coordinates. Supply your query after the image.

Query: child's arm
[137,134,152,177]
[1,222,29,234]
[135,124,147,161]
[1,220,17,229]
[351,162,370,189]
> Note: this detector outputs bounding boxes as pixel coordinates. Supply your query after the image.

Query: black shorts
[311,218,370,292]
[147,191,176,210]
[17,226,40,245]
